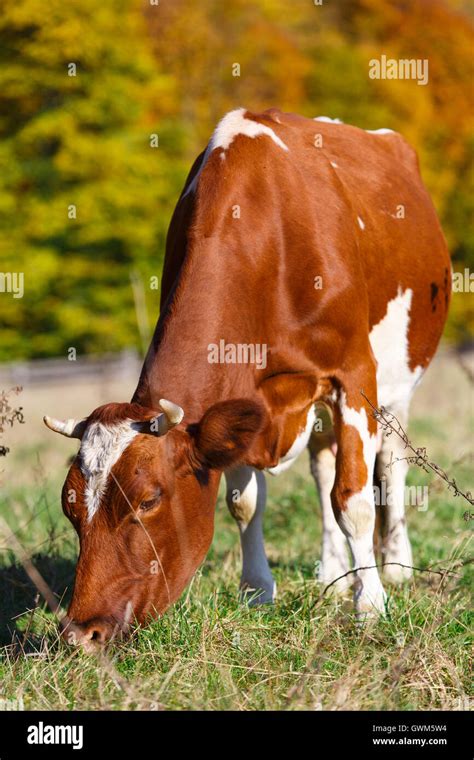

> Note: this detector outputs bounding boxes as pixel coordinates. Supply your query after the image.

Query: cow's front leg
[225,465,275,605]
[332,373,387,617]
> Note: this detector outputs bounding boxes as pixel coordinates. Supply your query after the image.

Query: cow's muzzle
[60,616,130,651]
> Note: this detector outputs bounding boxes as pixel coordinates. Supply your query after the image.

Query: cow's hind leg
[308,431,351,593]
[225,465,275,605]
[375,405,414,583]
[332,361,387,617]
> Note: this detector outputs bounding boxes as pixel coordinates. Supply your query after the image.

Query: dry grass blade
[361,391,474,505]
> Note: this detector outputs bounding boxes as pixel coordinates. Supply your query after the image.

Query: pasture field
[0,350,472,711]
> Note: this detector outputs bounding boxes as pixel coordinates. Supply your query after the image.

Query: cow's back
[161,108,451,410]
[250,110,451,372]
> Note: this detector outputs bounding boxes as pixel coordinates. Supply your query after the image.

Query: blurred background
[0,2,472,709]
[0,0,472,363]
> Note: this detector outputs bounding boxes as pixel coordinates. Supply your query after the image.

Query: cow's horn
[159,399,184,428]
[136,399,184,437]
[43,415,87,439]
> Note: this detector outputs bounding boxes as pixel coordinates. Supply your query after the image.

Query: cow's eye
[139,491,161,511]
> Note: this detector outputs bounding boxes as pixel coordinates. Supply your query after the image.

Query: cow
[44,108,451,648]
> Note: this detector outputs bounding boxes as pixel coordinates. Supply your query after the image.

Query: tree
[0,0,184,359]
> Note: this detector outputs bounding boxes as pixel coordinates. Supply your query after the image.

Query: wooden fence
[0,350,142,387]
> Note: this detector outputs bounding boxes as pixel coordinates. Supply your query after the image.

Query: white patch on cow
[338,502,387,614]
[183,108,288,198]
[266,405,316,476]
[330,160,339,168]
[337,393,386,614]
[211,108,289,152]
[226,467,259,528]
[314,116,343,124]
[357,216,365,230]
[366,128,394,135]
[312,447,351,592]
[80,421,138,521]
[339,393,376,506]
[369,288,423,412]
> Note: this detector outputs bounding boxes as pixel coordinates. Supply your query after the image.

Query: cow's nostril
[82,623,110,646]
[62,618,113,649]
[88,627,105,643]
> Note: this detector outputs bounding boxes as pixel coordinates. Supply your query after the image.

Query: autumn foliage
[0,0,472,359]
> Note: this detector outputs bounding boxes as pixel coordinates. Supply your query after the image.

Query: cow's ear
[189,399,266,470]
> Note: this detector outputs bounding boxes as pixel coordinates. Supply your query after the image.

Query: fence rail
[0,344,471,389]
[0,350,142,387]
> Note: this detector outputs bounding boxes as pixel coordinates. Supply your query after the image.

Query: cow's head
[44,398,264,649]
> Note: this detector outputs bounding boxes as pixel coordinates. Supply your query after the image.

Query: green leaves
[0,0,472,359]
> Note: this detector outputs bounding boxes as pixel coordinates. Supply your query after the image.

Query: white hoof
[354,579,387,619]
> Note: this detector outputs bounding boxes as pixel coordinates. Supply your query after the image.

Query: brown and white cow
[44,108,451,647]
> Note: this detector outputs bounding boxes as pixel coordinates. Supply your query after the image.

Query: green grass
[0,439,472,711]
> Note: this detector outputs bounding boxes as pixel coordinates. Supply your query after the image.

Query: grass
[0,443,472,711]
[0,352,472,710]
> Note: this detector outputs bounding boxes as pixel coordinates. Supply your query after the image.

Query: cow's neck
[132,240,261,421]
[131,205,320,471]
